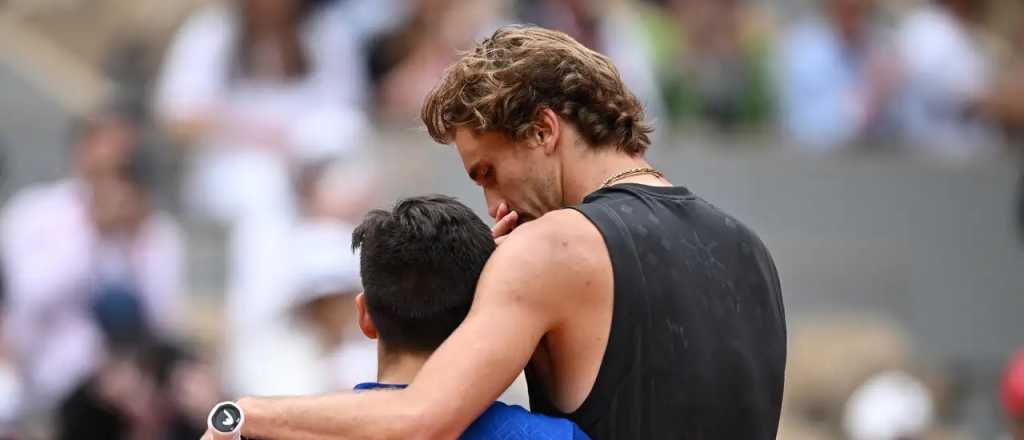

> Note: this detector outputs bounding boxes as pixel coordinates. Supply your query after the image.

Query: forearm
[238,390,445,440]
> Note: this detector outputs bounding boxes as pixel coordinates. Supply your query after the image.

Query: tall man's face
[454,128,562,224]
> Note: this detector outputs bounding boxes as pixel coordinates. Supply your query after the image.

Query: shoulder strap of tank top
[564,199,647,429]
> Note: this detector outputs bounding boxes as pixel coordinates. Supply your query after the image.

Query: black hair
[352,195,495,353]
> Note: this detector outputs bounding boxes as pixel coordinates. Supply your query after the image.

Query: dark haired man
[205,25,785,440]
[348,195,587,439]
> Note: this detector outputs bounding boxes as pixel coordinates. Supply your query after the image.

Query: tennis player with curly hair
[202,25,786,440]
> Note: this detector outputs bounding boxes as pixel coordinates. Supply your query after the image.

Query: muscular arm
[232,213,588,440]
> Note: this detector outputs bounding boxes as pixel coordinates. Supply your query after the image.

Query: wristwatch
[208,401,246,440]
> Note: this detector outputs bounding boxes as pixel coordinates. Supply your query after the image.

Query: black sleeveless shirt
[526,184,786,439]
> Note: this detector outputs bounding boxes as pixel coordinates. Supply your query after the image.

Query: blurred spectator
[989,19,1024,244]
[990,18,1024,244]
[366,0,504,122]
[224,157,377,395]
[332,0,409,47]
[980,15,1024,139]
[895,0,1000,158]
[779,314,974,440]
[777,0,900,150]
[1004,350,1024,440]
[781,315,915,438]
[286,228,369,392]
[291,159,377,390]
[519,0,666,125]
[155,0,369,224]
[0,111,184,411]
[57,341,221,440]
[156,0,373,396]
[643,0,775,130]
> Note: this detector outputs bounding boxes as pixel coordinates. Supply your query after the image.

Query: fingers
[492,210,519,239]
[494,202,508,223]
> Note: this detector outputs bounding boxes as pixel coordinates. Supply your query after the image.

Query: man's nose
[484,190,504,220]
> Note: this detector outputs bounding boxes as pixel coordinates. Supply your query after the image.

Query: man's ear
[534,108,561,155]
[355,292,378,340]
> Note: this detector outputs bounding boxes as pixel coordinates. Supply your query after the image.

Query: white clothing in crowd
[290,219,376,391]
[0,179,183,409]
[224,216,374,396]
[895,4,1000,157]
[843,370,935,440]
[155,2,370,223]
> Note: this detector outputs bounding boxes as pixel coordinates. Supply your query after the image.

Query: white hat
[289,222,362,307]
[843,370,935,440]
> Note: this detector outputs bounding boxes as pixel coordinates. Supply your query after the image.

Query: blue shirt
[354,383,590,440]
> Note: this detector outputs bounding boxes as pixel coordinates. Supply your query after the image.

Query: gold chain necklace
[600,167,665,188]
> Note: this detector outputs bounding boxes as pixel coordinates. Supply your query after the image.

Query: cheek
[506,162,552,202]
[490,160,520,190]
[508,173,546,206]
[491,174,518,202]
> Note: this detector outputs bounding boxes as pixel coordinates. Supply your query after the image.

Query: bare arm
[227,217,580,440]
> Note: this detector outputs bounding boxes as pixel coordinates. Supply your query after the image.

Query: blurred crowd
[783,316,1024,440]
[0,0,1022,439]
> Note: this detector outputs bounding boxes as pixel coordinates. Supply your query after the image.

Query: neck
[561,147,670,205]
[376,347,430,385]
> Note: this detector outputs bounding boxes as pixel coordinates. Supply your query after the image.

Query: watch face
[210,402,243,433]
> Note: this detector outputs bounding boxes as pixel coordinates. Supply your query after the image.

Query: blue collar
[353,382,408,391]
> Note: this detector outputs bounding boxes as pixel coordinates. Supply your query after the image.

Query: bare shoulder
[505,208,604,263]
[478,209,609,307]
[523,208,600,239]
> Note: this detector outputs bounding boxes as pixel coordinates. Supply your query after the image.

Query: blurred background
[0,0,1022,438]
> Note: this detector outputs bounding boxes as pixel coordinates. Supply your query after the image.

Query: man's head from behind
[352,195,495,355]
[421,25,653,223]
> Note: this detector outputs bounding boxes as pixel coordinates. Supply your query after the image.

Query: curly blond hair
[421,25,653,155]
